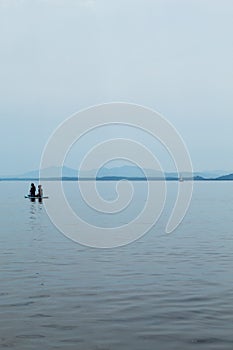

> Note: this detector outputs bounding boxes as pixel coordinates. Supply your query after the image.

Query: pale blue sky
[0,0,233,175]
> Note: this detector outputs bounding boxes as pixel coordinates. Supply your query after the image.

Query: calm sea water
[0,181,233,350]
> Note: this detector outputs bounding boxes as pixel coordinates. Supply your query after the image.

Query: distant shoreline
[1,176,233,182]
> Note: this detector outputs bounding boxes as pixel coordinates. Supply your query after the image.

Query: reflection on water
[30,203,36,218]
[0,181,233,350]
[28,197,43,204]
[27,200,44,237]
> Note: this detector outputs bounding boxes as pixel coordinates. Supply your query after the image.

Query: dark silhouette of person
[30,183,36,197]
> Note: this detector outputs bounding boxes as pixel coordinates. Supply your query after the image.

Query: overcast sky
[0,0,233,175]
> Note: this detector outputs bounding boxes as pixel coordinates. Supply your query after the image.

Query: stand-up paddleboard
[25,195,49,199]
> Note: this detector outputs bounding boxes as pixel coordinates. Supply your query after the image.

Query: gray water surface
[0,181,233,349]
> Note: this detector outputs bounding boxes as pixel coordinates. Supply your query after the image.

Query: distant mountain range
[1,166,233,181]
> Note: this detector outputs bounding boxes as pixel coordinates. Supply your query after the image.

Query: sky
[0,0,233,175]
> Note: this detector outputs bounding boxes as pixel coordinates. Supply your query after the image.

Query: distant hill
[215,173,233,180]
[97,165,161,178]
[193,175,206,181]
[193,170,231,178]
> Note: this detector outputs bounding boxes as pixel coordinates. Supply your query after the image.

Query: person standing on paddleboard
[30,183,36,197]
[37,185,43,198]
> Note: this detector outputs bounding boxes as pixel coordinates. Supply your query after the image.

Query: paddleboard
[25,195,49,199]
